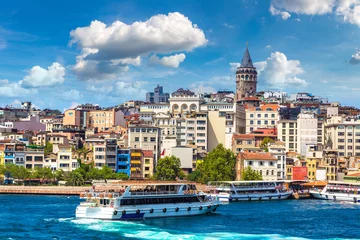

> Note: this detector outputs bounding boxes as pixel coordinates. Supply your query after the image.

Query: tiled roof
[142,150,153,157]
[239,152,277,161]
[247,104,279,111]
[347,172,360,177]
[233,134,255,140]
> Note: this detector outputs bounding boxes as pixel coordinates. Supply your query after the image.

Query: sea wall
[0,182,208,195]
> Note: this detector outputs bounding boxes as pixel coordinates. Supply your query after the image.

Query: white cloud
[57,89,83,101]
[210,76,233,85]
[321,80,328,83]
[86,85,113,93]
[266,45,272,49]
[271,0,335,15]
[336,0,360,27]
[112,81,147,98]
[149,53,186,68]
[189,83,216,94]
[69,12,207,80]
[0,79,38,97]
[254,51,308,89]
[230,62,241,72]
[270,0,360,27]
[269,5,291,20]
[21,62,65,88]
[295,18,301,22]
[223,23,235,28]
[349,49,360,64]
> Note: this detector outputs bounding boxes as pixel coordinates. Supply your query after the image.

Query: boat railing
[130,190,179,196]
[80,192,122,199]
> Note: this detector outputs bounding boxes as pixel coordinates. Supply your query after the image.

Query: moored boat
[207,181,293,202]
[309,181,360,203]
[75,183,221,220]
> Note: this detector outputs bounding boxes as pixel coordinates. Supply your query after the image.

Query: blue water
[0,195,359,240]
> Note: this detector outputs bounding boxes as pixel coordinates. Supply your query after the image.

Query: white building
[297,113,318,156]
[246,104,279,134]
[268,141,286,179]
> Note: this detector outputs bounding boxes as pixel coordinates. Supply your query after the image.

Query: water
[0,195,359,240]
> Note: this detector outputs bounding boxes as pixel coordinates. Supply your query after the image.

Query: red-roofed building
[236,151,278,180]
[142,150,154,178]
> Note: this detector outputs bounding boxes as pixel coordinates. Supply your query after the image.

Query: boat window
[120,196,201,205]
[100,199,103,205]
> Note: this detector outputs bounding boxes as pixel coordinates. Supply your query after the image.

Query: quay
[0,181,207,195]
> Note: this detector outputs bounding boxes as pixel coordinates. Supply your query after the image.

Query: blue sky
[0,0,360,110]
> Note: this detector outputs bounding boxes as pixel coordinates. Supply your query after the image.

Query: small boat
[309,181,360,203]
[207,181,293,202]
[75,183,221,220]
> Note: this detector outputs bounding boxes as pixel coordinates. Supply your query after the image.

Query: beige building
[25,146,44,169]
[142,150,154,178]
[57,144,73,171]
[324,116,360,158]
[128,124,161,165]
[246,104,279,133]
[236,151,278,181]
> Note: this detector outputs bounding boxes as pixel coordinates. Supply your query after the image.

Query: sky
[1,0,360,111]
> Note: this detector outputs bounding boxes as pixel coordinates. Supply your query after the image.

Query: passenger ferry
[75,183,221,220]
[207,181,293,202]
[309,181,360,203]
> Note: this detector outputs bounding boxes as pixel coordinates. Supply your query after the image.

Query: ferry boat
[309,181,360,203]
[75,183,221,220]
[207,181,293,202]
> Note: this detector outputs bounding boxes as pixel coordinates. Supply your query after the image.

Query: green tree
[114,172,129,180]
[241,166,263,181]
[66,171,84,186]
[196,144,236,183]
[32,167,54,181]
[154,156,185,181]
[44,142,53,156]
[54,169,65,181]
[186,169,202,182]
[260,137,273,152]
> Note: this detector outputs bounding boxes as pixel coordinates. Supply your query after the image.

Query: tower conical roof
[240,45,254,68]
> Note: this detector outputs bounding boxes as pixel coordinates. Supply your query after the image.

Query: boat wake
[62,218,315,240]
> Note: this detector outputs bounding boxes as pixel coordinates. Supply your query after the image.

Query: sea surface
[0,195,359,240]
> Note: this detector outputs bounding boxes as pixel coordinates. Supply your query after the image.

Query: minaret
[235,43,257,101]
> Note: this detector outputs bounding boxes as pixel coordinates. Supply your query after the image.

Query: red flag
[161,149,165,156]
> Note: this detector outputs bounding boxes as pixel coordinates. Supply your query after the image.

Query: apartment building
[268,141,286,180]
[245,104,279,133]
[278,119,298,153]
[142,150,154,178]
[116,148,131,176]
[25,146,44,169]
[236,151,278,181]
[297,113,318,156]
[4,142,25,166]
[324,116,360,157]
[57,144,73,171]
[128,124,161,166]
[130,149,143,179]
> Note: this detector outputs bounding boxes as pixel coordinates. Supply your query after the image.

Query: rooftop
[239,151,277,161]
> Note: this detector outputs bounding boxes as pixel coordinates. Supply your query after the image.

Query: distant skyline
[1,0,360,110]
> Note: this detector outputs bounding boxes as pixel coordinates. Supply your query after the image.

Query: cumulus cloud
[270,0,360,27]
[349,50,360,64]
[271,0,335,15]
[269,5,291,20]
[0,79,38,97]
[86,85,113,93]
[255,51,308,89]
[69,12,207,80]
[266,45,272,49]
[57,89,83,101]
[230,62,241,72]
[149,53,186,68]
[189,83,216,94]
[21,62,65,88]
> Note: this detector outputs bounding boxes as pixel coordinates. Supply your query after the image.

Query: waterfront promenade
[0,181,207,195]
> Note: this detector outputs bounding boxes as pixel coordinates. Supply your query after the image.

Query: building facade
[146,85,170,103]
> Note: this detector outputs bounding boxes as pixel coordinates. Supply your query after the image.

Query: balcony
[131,152,142,157]
[4,154,14,159]
[106,151,117,156]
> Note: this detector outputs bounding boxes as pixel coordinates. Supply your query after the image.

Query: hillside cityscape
[0,46,359,183]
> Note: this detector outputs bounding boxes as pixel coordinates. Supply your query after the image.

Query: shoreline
[0,182,207,195]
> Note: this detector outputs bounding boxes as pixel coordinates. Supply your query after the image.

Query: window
[257,114,261,118]
[348,132,353,136]
[271,114,275,118]
[289,123,295,128]
[264,114,268,118]
[257,120,261,125]
[338,145,344,149]
[134,137,139,142]
[338,132,345,136]
[143,137,148,142]
[250,114,254,118]
[348,139,353,143]
[248,161,253,166]
[264,120,268,125]
[250,120,254,124]
[145,159,150,164]
[270,161,274,166]
[145,167,150,171]
[26,156,32,161]
[338,139,345,143]
[150,137,156,142]
[271,121,275,125]
[34,156,43,162]
[259,161,264,166]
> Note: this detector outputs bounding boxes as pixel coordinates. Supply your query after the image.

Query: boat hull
[75,202,220,220]
[310,191,360,202]
[229,192,293,202]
